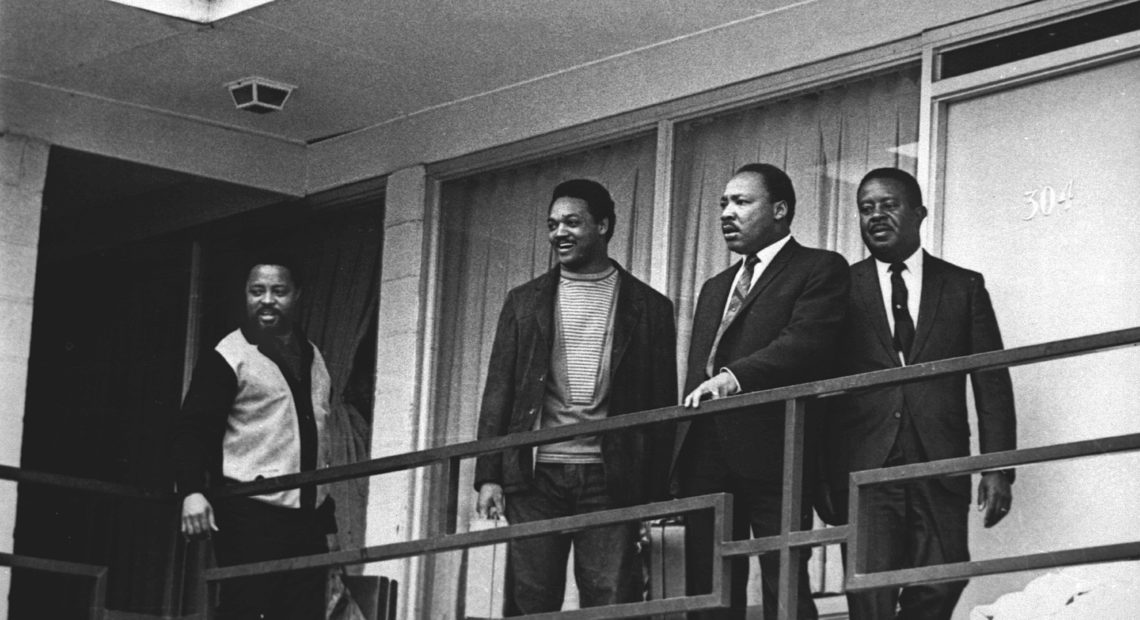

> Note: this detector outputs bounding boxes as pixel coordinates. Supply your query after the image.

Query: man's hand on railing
[682,370,740,408]
[476,482,506,521]
[181,492,219,538]
[978,471,1012,528]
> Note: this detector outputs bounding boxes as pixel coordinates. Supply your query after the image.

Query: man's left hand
[978,471,1012,528]
[682,371,740,408]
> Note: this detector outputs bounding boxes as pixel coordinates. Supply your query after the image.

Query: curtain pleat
[299,203,384,559]
[430,133,657,616]
[669,67,920,597]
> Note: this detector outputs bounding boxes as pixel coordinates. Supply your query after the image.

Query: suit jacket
[473,261,677,506]
[674,238,849,483]
[825,252,1016,500]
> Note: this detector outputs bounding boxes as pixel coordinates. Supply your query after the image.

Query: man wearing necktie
[672,163,849,619]
[821,168,1017,620]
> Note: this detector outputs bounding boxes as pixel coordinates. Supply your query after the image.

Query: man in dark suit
[822,168,1016,620]
[674,163,849,619]
[474,179,677,614]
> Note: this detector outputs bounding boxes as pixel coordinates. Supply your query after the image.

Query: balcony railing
[4,326,1140,619]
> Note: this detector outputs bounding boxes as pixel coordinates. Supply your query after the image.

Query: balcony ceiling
[2,0,797,145]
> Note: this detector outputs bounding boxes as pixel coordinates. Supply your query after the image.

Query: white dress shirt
[874,249,923,365]
[716,234,793,389]
[720,234,793,320]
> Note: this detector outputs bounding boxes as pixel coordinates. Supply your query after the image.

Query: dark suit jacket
[674,238,849,483]
[473,261,677,506]
[825,252,1017,501]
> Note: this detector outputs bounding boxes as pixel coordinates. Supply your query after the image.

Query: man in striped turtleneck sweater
[475,179,677,615]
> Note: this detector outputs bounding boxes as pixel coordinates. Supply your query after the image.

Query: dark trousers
[677,424,818,620]
[845,479,969,620]
[503,463,642,615]
[212,496,329,620]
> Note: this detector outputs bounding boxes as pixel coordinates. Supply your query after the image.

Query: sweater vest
[215,329,332,508]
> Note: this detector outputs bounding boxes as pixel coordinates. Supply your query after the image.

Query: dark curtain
[13,239,192,618]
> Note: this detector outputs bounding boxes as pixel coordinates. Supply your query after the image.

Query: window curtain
[299,202,384,558]
[669,67,920,596]
[429,133,658,617]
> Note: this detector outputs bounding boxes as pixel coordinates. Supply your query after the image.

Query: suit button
[893,411,901,419]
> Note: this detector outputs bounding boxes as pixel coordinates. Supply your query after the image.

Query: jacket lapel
[853,258,898,363]
[726,238,797,328]
[533,267,557,349]
[610,266,643,373]
[910,251,944,363]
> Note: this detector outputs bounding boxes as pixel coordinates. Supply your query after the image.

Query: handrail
[0,552,108,620]
[4,325,1140,619]
[205,495,735,620]
[4,327,1137,501]
[0,464,171,501]
[845,432,1140,591]
[209,325,1140,500]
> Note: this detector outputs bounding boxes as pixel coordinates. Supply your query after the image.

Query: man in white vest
[174,257,334,620]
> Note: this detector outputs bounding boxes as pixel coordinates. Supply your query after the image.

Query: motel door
[931,38,1140,615]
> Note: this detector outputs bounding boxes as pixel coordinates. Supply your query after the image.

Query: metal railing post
[89,567,108,620]
[712,492,735,610]
[777,397,806,620]
[437,456,461,536]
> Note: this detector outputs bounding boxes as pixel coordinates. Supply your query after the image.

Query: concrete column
[365,165,436,619]
[0,134,49,617]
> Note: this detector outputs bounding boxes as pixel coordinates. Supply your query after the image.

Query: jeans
[503,462,642,615]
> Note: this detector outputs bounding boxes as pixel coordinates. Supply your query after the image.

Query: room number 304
[1020,180,1074,221]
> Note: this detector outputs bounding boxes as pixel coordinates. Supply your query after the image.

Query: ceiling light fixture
[225,77,296,114]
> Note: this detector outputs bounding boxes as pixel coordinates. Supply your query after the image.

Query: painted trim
[425,38,920,183]
[650,120,675,295]
[922,13,1140,255]
[409,175,442,620]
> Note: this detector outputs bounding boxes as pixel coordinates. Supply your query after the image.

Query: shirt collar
[874,247,924,278]
[748,233,793,266]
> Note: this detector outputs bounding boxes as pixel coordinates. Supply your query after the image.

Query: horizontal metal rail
[3,327,1137,503]
[0,464,170,501]
[205,494,735,620]
[0,552,108,620]
[210,326,1140,500]
[846,432,1140,591]
[3,326,1139,619]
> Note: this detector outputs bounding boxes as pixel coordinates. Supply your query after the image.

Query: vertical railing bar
[712,492,735,610]
[205,578,218,620]
[776,397,806,620]
[848,475,864,578]
[441,456,461,535]
[89,567,108,620]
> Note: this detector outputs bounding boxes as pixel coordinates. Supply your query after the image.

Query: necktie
[889,262,915,363]
[706,254,760,377]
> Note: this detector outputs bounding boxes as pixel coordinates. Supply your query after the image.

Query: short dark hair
[245,253,304,289]
[858,168,924,207]
[550,179,616,241]
[734,163,796,224]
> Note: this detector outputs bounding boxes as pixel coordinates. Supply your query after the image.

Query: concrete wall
[365,166,437,620]
[0,133,48,619]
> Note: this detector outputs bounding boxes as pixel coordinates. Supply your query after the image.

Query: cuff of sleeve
[982,469,1015,483]
[718,368,742,394]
